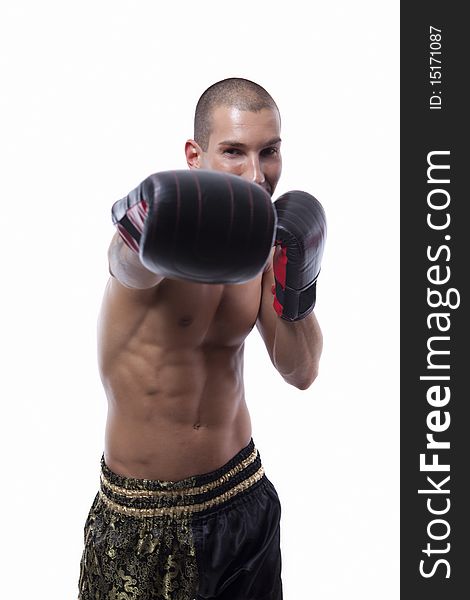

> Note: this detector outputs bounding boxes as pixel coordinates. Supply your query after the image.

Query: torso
[98,274,263,481]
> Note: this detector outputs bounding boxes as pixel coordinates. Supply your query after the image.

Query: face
[187,106,282,196]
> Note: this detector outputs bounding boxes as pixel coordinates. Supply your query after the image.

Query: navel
[178,315,193,327]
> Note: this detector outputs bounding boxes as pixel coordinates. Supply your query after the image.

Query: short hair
[194,78,279,151]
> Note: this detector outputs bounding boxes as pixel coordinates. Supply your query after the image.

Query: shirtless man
[78,78,326,600]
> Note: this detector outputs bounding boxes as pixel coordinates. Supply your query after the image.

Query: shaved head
[194,78,279,151]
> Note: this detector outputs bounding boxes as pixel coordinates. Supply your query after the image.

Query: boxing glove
[112,169,277,284]
[272,191,326,321]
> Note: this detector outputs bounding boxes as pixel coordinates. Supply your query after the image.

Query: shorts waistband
[99,439,264,518]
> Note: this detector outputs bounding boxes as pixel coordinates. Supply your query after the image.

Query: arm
[108,231,163,289]
[256,256,323,390]
[257,190,327,389]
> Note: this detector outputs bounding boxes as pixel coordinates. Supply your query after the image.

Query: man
[78,78,325,600]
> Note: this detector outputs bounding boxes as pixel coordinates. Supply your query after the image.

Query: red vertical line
[246,181,254,248]
[172,172,181,252]
[224,175,235,247]
[191,171,203,249]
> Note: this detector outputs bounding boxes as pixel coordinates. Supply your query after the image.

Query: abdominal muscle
[98,276,260,481]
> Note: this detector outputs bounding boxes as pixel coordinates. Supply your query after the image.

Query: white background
[1,1,399,598]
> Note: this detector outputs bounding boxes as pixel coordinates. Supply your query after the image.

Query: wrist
[108,234,162,288]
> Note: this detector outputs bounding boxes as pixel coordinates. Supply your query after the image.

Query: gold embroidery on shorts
[101,448,259,499]
[99,465,265,518]
[79,497,198,598]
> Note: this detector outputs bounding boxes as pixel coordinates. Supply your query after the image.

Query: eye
[262,147,279,157]
[223,148,242,156]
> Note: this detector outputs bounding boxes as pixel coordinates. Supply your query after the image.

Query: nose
[245,154,265,186]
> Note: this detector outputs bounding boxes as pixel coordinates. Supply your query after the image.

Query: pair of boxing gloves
[112,170,326,321]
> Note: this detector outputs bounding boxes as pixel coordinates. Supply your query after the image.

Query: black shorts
[78,439,282,599]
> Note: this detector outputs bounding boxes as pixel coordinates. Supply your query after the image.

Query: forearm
[272,312,323,390]
[108,232,163,289]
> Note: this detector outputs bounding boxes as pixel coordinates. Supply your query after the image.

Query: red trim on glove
[127,199,148,233]
[117,224,140,253]
[273,242,287,289]
[273,295,283,317]
[272,242,288,317]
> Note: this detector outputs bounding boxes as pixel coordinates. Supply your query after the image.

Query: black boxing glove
[272,191,326,321]
[112,170,277,284]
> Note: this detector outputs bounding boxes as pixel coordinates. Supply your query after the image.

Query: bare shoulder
[99,276,159,331]
[97,276,158,352]
[104,275,158,308]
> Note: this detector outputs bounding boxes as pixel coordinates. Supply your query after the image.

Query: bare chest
[146,276,263,348]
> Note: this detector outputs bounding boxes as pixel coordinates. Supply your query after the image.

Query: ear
[185,139,203,169]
